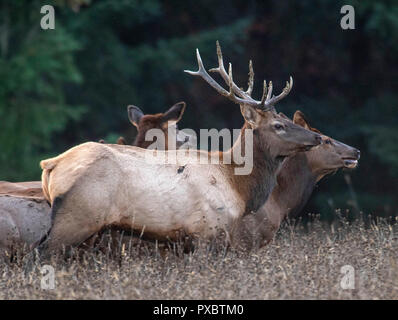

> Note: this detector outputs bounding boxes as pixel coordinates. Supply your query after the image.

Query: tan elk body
[0,103,189,252]
[40,43,321,250]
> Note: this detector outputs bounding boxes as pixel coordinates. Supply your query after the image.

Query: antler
[184,41,293,110]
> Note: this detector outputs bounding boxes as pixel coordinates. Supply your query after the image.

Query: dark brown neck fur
[228,123,283,215]
[269,152,317,219]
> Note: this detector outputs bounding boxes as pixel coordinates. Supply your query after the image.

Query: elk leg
[42,197,103,252]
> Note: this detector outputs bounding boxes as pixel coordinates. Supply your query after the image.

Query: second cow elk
[99,102,191,148]
[128,101,192,149]
[236,110,360,249]
[39,42,321,251]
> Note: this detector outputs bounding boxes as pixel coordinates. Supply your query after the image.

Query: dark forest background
[0,0,397,220]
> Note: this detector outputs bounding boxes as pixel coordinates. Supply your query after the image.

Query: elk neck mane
[272,152,318,218]
[225,123,283,215]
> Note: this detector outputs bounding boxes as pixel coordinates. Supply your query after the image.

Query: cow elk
[235,110,360,249]
[39,42,321,251]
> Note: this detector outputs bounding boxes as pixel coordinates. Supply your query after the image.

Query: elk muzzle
[342,148,360,168]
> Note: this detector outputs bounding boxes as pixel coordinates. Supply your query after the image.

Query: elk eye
[325,139,332,144]
[274,124,284,130]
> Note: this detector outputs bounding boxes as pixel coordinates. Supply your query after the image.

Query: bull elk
[39,42,321,251]
[236,110,360,249]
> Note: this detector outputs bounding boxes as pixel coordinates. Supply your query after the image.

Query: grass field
[0,216,397,299]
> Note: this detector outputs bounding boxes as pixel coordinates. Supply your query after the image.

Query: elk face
[293,111,360,172]
[241,105,322,160]
[128,102,191,149]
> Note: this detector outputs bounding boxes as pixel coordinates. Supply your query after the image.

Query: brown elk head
[127,102,191,149]
[292,110,360,173]
[185,41,321,160]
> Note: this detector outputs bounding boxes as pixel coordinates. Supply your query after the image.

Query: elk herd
[0,42,360,256]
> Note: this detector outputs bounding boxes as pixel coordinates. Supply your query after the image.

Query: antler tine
[184,49,206,76]
[184,48,249,105]
[263,76,293,107]
[209,40,226,74]
[209,41,253,101]
[185,43,294,110]
[246,60,254,96]
[228,63,234,94]
[266,81,273,101]
[226,62,246,105]
[227,63,240,104]
[184,49,229,98]
[260,80,267,106]
[208,41,226,81]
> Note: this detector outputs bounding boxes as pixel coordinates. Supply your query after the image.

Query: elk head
[184,41,321,162]
[292,110,360,173]
[127,102,191,149]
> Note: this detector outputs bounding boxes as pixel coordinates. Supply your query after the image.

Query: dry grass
[0,216,397,300]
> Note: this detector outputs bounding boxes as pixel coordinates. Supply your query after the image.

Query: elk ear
[162,101,186,125]
[278,112,290,120]
[240,104,262,128]
[127,105,144,127]
[116,137,126,145]
[293,110,311,129]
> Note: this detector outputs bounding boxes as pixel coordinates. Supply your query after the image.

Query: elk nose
[355,149,361,159]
